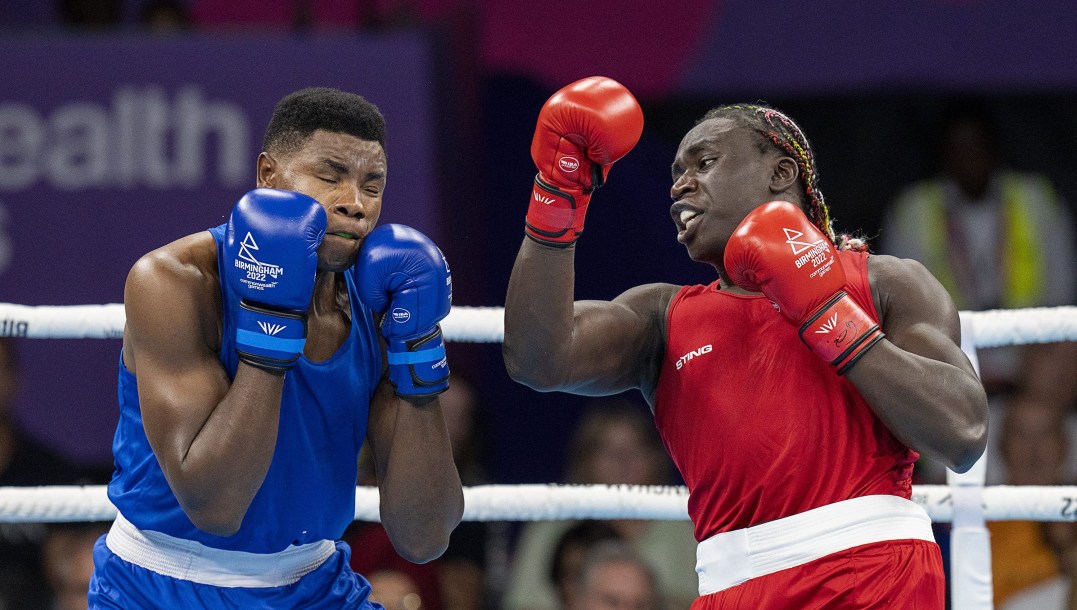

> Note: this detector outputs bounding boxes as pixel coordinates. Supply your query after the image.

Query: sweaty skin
[124,129,462,559]
[504,117,987,473]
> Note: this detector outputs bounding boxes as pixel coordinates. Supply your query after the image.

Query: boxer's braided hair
[700,104,867,252]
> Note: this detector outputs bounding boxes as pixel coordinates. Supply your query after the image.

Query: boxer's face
[257,129,386,272]
[670,118,782,266]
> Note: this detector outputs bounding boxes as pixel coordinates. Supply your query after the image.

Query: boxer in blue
[88,87,463,609]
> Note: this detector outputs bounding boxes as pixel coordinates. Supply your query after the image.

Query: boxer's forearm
[162,363,285,537]
[376,396,460,564]
[848,255,989,474]
[370,386,463,563]
[846,340,988,473]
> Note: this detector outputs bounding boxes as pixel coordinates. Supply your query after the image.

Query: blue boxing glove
[224,188,326,374]
[355,224,451,396]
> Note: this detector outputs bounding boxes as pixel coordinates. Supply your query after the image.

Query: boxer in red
[502,79,989,609]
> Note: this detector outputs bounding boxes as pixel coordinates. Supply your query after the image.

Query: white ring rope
[9,302,1068,609]
[0,303,506,343]
[3,484,1077,524]
[1,303,1075,346]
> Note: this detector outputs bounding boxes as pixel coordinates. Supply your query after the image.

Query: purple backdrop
[0,33,439,463]
[678,0,1077,96]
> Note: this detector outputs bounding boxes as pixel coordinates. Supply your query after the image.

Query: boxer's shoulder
[124,231,222,347]
[610,282,681,333]
[128,231,219,292]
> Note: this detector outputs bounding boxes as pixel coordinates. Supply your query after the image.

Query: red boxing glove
[724,201,884,374]
[525,76,644,247]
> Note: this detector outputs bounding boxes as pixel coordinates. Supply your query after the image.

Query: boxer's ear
[256,152,279,188]
[769,156,799,195]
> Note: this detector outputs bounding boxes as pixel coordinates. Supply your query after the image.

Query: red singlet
[654,250,918,541]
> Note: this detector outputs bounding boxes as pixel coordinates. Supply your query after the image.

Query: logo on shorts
[392,308,411,323]
[558,156,580,173]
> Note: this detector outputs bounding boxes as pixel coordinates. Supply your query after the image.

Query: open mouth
[329,231,359,240]
[679,209,702,231]
[675,209,703,242]
[670,201,702,234]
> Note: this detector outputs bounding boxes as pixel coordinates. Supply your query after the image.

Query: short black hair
[262,87,386,155]
[549,520,621,585]
[933,97,999,156]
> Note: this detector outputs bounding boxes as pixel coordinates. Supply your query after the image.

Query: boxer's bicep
[123,251,230,476]
[869,255,974,376]
[561,283,678,395]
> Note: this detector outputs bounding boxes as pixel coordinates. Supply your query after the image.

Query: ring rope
[1,303,1075,346]
[3,484,1077,524]
[8,303,1066,610]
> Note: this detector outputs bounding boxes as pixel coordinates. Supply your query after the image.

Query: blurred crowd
[3,0,434,32]
[880,102,1077,610]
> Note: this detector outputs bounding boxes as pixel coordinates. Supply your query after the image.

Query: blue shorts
[89,535,385,609]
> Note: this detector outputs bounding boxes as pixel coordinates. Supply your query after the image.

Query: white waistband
[105,512,336,588]
[696,495,935,596]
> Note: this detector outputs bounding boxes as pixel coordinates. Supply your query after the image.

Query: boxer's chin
[318,239,360,272]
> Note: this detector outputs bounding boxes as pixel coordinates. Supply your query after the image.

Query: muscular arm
[503,238,678,400]
[845,255,989,472]
[124,233,285,536]
[366,378,463,563]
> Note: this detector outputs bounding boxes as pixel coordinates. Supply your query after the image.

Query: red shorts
[691,539,944,610]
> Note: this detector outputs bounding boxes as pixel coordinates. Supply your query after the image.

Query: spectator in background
[187,0,420,30]
[367,568,427,610]
[347,375,507,610]
[138,0,190,31]
[1014,518,1077,610]
[58,0,122,28]
[882,100,1077,484]
[0,338,85,610]
[503,398,698,610]
[41,522,111,610]
[570,541,661,610]
[347,446,445,610]
[437,375,509,610]
[991,396,1071,608]
[550,521,622,609]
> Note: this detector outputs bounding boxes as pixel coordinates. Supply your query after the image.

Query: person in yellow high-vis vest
[883,101,1077,609]
[884,103,1075,400]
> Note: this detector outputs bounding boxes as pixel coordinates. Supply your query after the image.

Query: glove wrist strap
[525,175,591,248]
[235,301,307,373]
[798,292,885,375]
[386,325,450,396]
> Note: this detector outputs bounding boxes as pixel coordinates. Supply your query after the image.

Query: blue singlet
[90,224,385,608]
